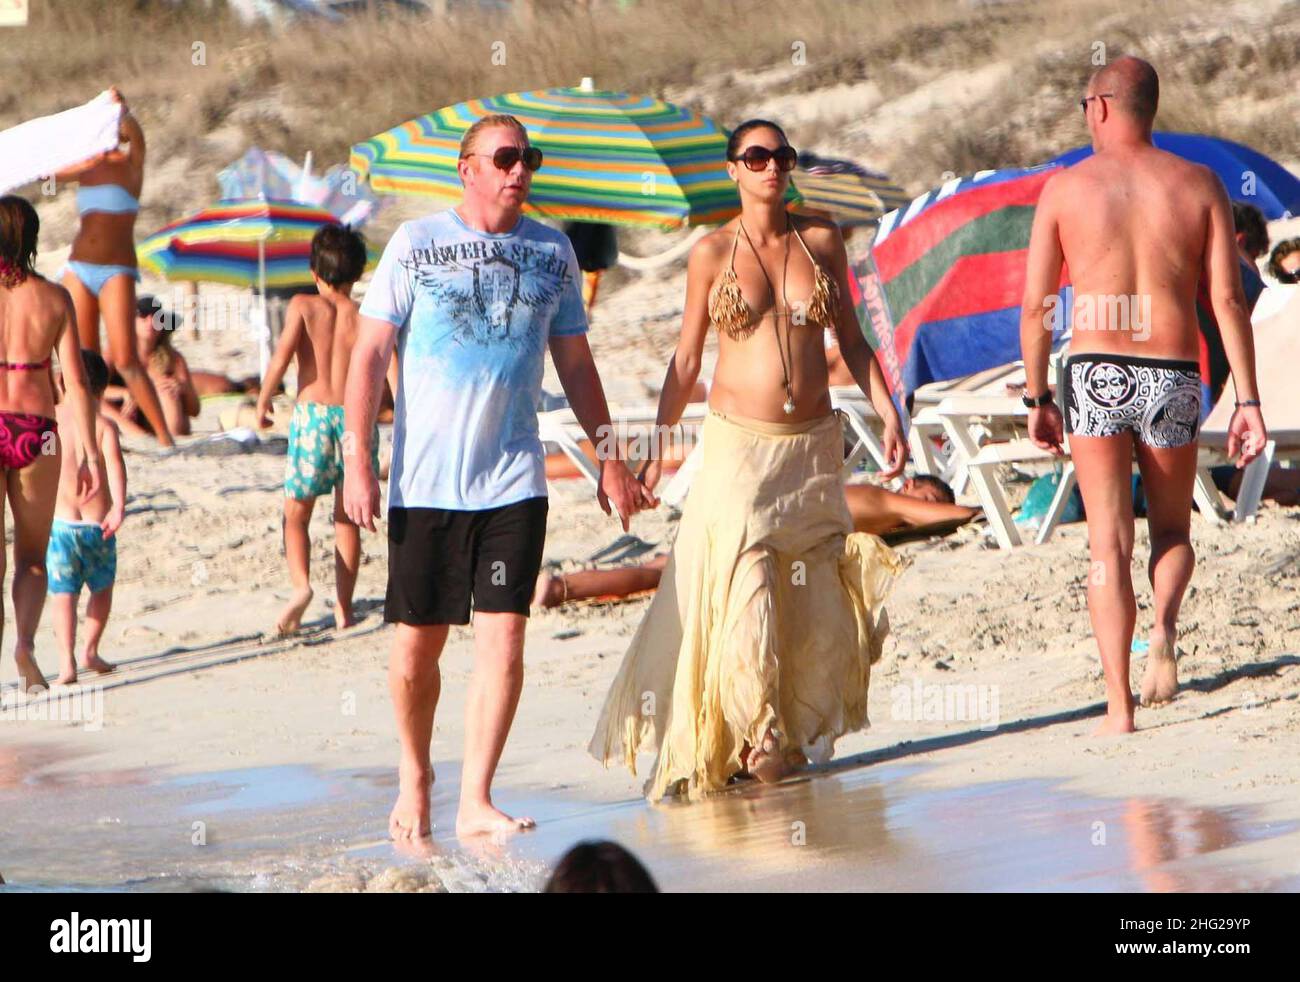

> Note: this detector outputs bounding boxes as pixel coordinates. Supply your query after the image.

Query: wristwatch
[1021,389,1054,409]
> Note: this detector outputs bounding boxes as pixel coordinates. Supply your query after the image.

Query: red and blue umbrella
[855,165,1069,405]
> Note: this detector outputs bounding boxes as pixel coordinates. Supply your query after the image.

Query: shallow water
[1,749,1295,892]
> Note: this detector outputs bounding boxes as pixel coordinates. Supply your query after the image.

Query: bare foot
[54,666,78,685]
[1093,692,1136,736]
[531,571,563,610]
[455,800,535,838]
[14,648,46,694]
[80,653,116,675]
[1093,713,1137,736]
[334,607,357,630]
[744,729,790,784]
[1140,633,1179,706]
[389,761,433,841]
[275,585,314,635]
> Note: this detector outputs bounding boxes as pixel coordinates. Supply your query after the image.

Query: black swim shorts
[1062,353,1203,449]
[384,496,549,625]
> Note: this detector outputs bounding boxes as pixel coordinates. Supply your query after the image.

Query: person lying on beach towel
[535,476,976,608]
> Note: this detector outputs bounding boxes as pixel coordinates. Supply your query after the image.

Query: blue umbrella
[1048,133,1300,220]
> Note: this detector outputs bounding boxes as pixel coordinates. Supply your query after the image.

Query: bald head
[1089,56,1159,125]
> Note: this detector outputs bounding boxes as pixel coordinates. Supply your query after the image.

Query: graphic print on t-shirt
[399,237,573,350]
[358,210,589,510]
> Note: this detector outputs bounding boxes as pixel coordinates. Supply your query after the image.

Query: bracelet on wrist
[1235,400,1261,408]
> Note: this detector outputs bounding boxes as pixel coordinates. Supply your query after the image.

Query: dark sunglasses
[730,145,798,173]
[1079,92,1115,113]
[464,145,544,172]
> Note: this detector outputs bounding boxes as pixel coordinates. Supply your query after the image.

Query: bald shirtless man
[1021,56,1266,735]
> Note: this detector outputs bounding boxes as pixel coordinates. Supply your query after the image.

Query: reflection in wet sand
[1,752,1296,892]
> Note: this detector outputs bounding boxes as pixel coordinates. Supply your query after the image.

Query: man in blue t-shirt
[343,114,654,842]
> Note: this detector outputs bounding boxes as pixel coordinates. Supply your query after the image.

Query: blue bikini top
[76,183,139,215]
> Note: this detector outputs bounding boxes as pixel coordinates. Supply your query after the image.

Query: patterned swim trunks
[1063,353,1203,449]
[46,518,117,595]
[285,402,380,500]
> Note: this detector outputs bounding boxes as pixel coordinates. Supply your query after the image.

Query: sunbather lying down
[533,476,979,608]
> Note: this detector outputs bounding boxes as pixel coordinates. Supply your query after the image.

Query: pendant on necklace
[782,397,796,415]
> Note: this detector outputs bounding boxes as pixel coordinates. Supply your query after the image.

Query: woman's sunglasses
[730,145,798,173]
[464,146,545,172]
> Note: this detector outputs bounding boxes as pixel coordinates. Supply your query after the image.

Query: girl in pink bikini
[0,195,101,693]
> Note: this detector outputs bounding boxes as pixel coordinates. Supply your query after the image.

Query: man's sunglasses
[730,145,798,173]
[463,146,544,172]
[1079,92,1115,113]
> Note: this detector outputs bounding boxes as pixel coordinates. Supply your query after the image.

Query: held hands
[1228,404,1267,468]
[637,457,664,495]
[598,457,658,532]
[1029,403,1066,455]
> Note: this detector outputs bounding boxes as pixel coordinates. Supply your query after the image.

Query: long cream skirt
[588,409,906,800]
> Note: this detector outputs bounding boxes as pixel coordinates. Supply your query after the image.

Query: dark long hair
[726,119,789,161]
[0,195,38,288]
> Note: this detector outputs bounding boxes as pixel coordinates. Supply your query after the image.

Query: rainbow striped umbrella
[350,82,797,230]
[791,153,909,227]
[136,198,372,289]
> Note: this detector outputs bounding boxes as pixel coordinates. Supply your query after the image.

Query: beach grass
[3,0,1297,199]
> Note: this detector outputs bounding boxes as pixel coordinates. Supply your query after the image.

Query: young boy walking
[47,349,126,684]
[256,224,383,634]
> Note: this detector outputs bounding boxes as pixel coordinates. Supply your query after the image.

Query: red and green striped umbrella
[350,82,798,231]
[137,199,373,289]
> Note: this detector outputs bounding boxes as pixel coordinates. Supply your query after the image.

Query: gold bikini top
[707,219,839,341]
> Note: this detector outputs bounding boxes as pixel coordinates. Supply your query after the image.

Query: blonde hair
[458,114,529,159]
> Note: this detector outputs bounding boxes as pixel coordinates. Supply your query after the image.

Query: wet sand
[4,750,1297,893]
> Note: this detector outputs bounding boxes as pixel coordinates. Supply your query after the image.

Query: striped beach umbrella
[792,153,910,227]
[350,81,797,230]
[854,165,1069,403]
[137,198,374,289]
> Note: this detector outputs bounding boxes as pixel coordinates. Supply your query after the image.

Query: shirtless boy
[47,350,127,684]
[256,223,387,633]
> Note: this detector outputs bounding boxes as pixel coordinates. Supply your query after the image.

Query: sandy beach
[3,239,1299,892]
[3,0,1300,898]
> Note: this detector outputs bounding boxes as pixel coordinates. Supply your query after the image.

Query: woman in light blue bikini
[56,88,173,447]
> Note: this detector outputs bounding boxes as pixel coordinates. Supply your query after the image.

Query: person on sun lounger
[535,476,976,608]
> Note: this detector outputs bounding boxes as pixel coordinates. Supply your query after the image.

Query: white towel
[0,91,123,195]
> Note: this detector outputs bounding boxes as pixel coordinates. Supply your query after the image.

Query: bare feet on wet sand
[389,762,433,841]
[455,800,535,839]
[1140,631,1179,706]
[275,585,314,635]
[743,730,791,784]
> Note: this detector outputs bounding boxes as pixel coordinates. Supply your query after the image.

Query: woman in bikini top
[55,87,173,447]
[637,118,907,490]
[0,194,102,691]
